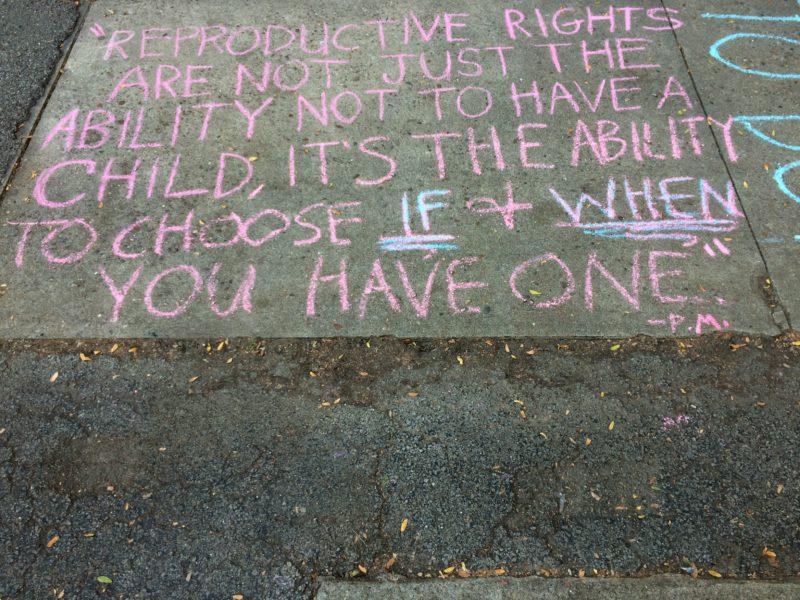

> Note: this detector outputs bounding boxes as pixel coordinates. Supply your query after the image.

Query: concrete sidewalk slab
[661,0,800,327]
[316,576,800,599]
[0,0,780,338]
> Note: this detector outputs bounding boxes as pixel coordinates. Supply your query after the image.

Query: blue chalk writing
[704,10,800,210]
[709,33,800,80]
[734,115,800,152]
[775,161,800,204]
[701,13,800,23]
[379,191,458,252]
[702,1,800,23]
[565,218,738,245]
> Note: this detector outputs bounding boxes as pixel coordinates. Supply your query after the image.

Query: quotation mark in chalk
[89,23,105,38]
[703,238,731,258]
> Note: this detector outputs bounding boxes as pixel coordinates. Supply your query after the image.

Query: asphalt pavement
[0,0,79,185]
[1,336,799,598]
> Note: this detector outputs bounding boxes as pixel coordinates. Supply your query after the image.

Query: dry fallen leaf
[79,353,91,362]
[608,421,615,431]
[407,391,419,397]
[708,569,722,578]
[400,518,409,533]
[456,356,464,365]
[357,565,367,574]
[384,553,397,569]
[47,535,59,548]
[49,371,59,383]
[762,547,777,558]
[443,566,455,574]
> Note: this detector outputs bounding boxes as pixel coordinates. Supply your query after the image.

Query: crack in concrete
[659,0,793,332]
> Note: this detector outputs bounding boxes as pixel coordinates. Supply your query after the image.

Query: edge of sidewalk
[0,1,90,202]
[316,574,800,599]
